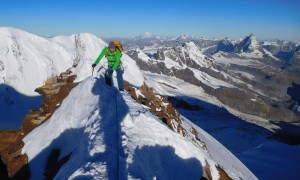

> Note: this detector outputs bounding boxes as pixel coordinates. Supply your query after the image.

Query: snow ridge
[22,72,256,179]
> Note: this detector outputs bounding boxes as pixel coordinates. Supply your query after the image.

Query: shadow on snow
[127,145,202,180]
[0,83,42,130]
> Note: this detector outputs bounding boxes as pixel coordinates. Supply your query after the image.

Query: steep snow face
[51,33,108,66]
[184,42,208,66]
[247,35,260,51]
[22,69,256,179]
[0,27,110,96]
[0,27,73,96]
[160,41,210,69]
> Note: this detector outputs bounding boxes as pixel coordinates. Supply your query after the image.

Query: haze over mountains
[0,27,300,179]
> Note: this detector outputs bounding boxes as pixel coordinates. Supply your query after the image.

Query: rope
[115,90,120,180]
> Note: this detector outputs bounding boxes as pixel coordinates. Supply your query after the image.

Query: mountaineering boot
[105,76,112,86]
[105,70,113,87]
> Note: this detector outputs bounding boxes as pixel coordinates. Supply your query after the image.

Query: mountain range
[105,33,300,68]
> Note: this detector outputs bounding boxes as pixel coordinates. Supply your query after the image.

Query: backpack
[105,41,123,58]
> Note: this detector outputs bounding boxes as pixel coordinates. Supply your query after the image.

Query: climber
[92,41,124,91]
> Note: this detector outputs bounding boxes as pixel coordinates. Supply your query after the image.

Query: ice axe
[92,63,96,76]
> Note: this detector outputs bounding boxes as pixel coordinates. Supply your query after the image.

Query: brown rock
[56,84,71,103]
[162,96,169,103]
[149,103,157,113]
[202,160,213,180]
[44,77,58,87]
[141,83,156,101]
[123,80,130,91]
[216,164,232,180]
[21,110,42,134]
[177,125,186,137]
[6,154,28,178]
[137,95,147,105]
[161,106,167,115]
[191,127,199,140]
[126,86,138,100]
[35,74,77,114]
[0,131,20,154]
[1,140,24,165]
[166,103,181,123]
[162,117,174,130]
[66,75,77,83]
[35,85,60,113]
[57,72,69,82]
[130,89,138,100]
[30,113,52,125]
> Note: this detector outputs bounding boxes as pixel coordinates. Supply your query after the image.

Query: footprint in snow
[130,107,147,117]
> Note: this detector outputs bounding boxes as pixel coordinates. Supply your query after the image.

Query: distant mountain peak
[208,37,235,54]
[142,32,152,38]
[176,34,194,41]
[178,34,188,39]
[234,34,261,53]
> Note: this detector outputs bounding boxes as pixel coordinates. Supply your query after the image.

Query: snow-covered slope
[0,27,108,96]
[0,27,143,129]
[0,27,70,96]
[22,67,256,179]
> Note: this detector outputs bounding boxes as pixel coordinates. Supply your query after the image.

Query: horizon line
[1,26,299,43]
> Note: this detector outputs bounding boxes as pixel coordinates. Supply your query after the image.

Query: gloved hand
[92,63,96,68]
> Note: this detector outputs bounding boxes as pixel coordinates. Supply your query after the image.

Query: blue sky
[0,0,299,41]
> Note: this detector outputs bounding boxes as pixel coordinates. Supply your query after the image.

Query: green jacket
[94,47,121,71]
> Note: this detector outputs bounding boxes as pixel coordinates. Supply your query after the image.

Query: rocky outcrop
[124,80,202,138]
[202,160,232,180]
[139,83,181,130]
[202,160,213,180]
[0,131,20,154]
[0,69,77,178]
[216,164,232,180]
[156,47,166,60]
